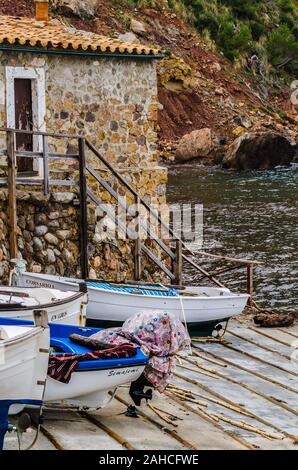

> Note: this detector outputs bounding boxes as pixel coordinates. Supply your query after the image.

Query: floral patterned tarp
[90,311,190,392]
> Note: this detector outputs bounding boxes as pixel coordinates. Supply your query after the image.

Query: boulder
[176,128,214,162]
[223,132,295,171]
[118,32,140,44]
[52,0,98,19]
[130,19,146,35]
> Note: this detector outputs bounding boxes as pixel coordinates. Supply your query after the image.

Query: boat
[19,272,250,336]
[0,318,148,411]
[0,285,87,325]
[0,312,50,450]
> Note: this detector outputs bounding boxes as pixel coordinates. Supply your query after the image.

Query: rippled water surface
[167,164,298,311]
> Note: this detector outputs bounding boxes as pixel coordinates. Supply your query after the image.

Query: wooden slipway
[4,320,298,451]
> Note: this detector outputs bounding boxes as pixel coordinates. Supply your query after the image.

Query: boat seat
[50,336,148,372]
[26,288,59,304]
[51,337,91,355]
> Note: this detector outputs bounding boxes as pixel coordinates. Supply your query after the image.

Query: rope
[251,299,295,316]
[179,295,192,355]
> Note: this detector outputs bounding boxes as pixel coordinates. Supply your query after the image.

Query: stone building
[0,2,168,281]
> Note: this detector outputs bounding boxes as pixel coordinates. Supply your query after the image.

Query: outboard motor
[126,374,153,418]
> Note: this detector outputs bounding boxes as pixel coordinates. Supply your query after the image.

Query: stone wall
[0,187,170,283]
[0,51,168,282]
[0,189,81,280]
[0,52,162,170]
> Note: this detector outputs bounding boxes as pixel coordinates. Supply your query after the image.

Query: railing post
[42,135,49,195]
[172,239,183,286]
[78,137,89,279]
[247,263,254,306]
[7,130,18,259]
[134,196,142,281]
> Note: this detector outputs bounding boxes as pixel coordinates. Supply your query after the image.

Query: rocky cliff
[0,0,297,168]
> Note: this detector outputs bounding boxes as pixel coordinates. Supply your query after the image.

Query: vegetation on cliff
[0,0,296,156]
[121,0,298,79]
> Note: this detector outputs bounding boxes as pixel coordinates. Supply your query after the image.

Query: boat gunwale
[0,325,45,348]
[86,285,250,301]
[0,288,86,312]
[65,360,147,372]
[22,272,249,301]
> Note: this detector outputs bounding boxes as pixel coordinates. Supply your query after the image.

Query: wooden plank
[0,126,82,139]
[134,196,142,281]
[194,252,263,266]
[12,151,79,161]
[115,393,197,450]
[228,326,293,359]
[85,403,187,451]
[141,244,175,280]
[7,130,18,259]
[247,264,254,305]
[78,137,89,279]
[43,135,49,195]
[41,409,123,450]
[116,388,248,450]
[87,188,175,281]
[86,164,175,260]
[173,239,183,285]
[182,254,226,288]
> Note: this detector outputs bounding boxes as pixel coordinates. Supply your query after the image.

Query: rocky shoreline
[159,126,297,171]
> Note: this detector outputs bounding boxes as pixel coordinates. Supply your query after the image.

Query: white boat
[0,319,148,411]
[45,323,148,409]
[20,272,249,336]
[0,286,87,325]
[0,312,50,449]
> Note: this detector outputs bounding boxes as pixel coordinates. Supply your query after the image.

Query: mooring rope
[179,295,192,355]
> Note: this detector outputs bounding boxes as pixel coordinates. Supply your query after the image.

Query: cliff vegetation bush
[119,0,298,78]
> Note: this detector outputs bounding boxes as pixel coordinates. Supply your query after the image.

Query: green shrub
[112,0,298,77]
[250,21,266,41]
[266,24,298,73]
[218,23,252,61]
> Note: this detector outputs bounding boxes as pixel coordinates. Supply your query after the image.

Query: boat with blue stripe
[20,272,249,337]
[0,312,50,450]
[0,316,147,408]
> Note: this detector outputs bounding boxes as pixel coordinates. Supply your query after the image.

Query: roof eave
[0,44,165,60]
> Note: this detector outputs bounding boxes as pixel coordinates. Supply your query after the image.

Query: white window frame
[5,66,46,176]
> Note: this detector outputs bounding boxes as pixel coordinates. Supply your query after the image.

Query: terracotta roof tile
[0,16,162,57]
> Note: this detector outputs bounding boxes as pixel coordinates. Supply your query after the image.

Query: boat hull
[0,322,49,449]
[86,317,230,337]
[45,365,145,408]
[0,288,87,326]
[0,325,49,405]
[20,272,249,336]
[0,319,148,411]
